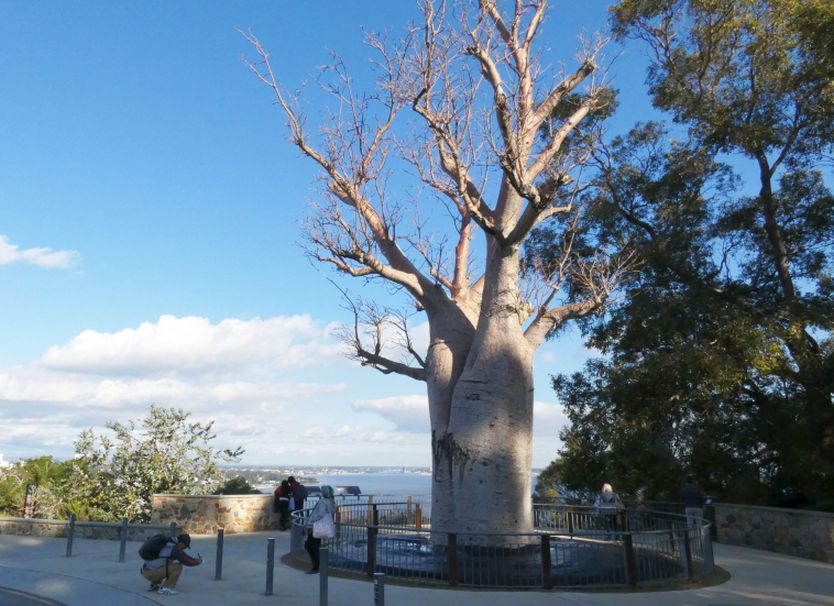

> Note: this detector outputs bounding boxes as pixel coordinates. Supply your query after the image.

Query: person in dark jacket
[680,476,705,527]
[274,479,292,530]
[140,533,202,595]
[288,476,308,514]
[595,482,624,535]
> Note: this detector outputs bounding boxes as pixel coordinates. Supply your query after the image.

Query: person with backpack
[139,533,203,595]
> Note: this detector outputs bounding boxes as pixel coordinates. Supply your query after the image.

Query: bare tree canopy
[243,0,629,536]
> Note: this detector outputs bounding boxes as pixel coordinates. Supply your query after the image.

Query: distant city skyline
[1,1,648,467]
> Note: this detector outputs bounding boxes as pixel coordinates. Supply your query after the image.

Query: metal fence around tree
[290,502,713,589]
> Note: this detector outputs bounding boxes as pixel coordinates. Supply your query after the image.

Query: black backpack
[138,534,173,561]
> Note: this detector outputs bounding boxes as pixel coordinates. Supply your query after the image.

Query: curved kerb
[287,501,716,590]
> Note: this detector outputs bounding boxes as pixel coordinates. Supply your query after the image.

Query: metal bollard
[682,531,693,579]
[540,534,553,589]
[118,518,128,562]
[623,534,637,588]
[265,537,275,596]
[319,547,329,606]
[65,514,76,557]
[367,495,375,524]
[373,572,385,606]
[447,533,458,586]
[215,528,224,580]
[366,526,378,576]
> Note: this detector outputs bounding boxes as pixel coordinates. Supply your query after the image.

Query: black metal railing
[290,502,714,590]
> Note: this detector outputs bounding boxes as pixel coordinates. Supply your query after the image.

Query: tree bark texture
[429,240,535,539]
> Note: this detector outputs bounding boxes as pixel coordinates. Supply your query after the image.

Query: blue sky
[0,1,652,467]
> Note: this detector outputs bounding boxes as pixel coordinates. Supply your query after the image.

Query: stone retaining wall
[2,494,281,538]
[713,503,834,563]
[0,517,173,541]
[7,498,832,563]
[150,494,278,534]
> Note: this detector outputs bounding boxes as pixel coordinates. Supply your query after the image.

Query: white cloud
[363,319,430,367]
[0,368,343,409]
[0,314,570,467]
[531,400,569,468]
[0,314,360,463]
[533,400,569,437]
[0,234,80,269]
[302,424,412,445]
[41,314,342,375]
[352,395,429,432]
[352,395,568,438]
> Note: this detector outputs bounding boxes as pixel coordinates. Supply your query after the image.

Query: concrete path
[1,531,832,606]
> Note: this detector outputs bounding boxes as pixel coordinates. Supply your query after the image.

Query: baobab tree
[243,0,628,537]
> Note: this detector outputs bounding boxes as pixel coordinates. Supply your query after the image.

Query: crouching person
[140,533,203,595]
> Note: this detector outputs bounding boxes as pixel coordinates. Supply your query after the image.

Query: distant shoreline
[221,464,433,473]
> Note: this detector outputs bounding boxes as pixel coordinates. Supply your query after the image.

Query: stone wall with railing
[712,503,834,563]
[1,495,413,538]
[0,517,72,537]
[7,496,831,563]
[150,493,278,534]
[150,494,415,535]
[0,516,173,541]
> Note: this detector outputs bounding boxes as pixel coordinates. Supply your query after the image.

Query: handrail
[288,503,714,590]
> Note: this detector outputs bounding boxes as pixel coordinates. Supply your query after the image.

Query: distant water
[259,470,539,501]
[259,472,431,500]
[314,472,431,499]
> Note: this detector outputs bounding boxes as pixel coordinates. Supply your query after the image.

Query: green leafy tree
[0,473,21,515]
[0,456,72,518]
[546,0,833,505]
[70,405,243,522]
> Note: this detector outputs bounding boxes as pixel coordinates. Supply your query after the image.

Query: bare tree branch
[244,1,621,372]
[334,283,427,381]
[529,60,597,133]
[241,28,456,311]
[524,250,640,348]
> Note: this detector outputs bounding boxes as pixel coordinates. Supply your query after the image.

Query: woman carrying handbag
[304,485,337,574]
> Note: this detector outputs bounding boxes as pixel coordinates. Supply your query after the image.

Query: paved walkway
[1,532,833,606]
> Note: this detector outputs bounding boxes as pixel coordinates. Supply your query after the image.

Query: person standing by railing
[595,483,624,536]
[680,476,705,528]
[273,479,292,530]
[288,476,308,515]
[304,485,336,574]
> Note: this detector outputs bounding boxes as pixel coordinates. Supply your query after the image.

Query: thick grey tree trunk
[428,242,535,540]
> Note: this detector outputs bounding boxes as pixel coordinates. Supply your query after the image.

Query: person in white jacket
[304,485,337,573]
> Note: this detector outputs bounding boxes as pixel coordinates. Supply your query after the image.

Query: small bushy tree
[0,456,72,518]
[215,475,261,495]
[70,405,243,522]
